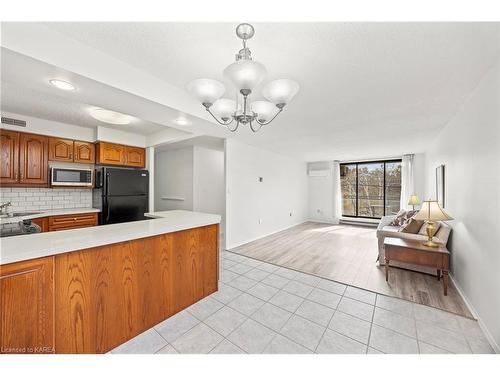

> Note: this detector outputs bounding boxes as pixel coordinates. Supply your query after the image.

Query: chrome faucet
[0,201,12,214]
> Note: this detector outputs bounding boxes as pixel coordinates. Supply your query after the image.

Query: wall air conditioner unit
[308,170,329,177]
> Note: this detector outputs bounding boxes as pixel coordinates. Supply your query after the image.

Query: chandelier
[186,23,300,132]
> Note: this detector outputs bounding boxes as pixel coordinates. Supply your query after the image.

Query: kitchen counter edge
[0,210,221,265]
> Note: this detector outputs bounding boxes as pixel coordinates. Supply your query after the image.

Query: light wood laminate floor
[230,222,473,318]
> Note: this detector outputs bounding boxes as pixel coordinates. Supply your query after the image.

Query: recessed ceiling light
[49,79,76,91]
[89,108,133,125]
[175,118,188,126]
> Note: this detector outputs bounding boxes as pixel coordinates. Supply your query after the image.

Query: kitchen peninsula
[0,210,220,354]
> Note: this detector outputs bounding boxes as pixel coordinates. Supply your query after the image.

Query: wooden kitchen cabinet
[19,133,48,186]
[32,217,49,232]
[96,142,126,166]
[0,129,20,185]
[124,146,145,168]
[73,141,95,164]
[0,257,55,354]
[54,224,218,353]
[48,213,98,231]
[96,142,145,168]
[48,137,73,162]
[49,137,95,164]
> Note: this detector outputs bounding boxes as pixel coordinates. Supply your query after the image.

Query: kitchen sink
[0,212,42,218]
[11,212,42,217]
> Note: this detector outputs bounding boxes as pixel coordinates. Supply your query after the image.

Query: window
[340,159,402,219]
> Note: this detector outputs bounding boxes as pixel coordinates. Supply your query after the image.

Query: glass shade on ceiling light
[251,101,278,122]
[262,79,300,105]
[223,60,267,91]
[211,98,239,120]
[186,78,225,105]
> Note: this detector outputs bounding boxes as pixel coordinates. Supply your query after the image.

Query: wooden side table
[384,237,450,295]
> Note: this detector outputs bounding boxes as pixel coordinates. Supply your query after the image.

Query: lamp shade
[211,98,239,120]
[223,60,267,91]
[414,200,453,221]
[251,100,278,122]
[186,78,225,105]
[262,79,300,105]
[407,194,421,206]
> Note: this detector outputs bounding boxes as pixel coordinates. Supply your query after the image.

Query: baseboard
[226,220,307,250]
[449,274,500,353]
[307,218,339,225]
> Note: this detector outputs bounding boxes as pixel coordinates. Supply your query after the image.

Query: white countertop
[0,207,101,225]
[0,210,221,265]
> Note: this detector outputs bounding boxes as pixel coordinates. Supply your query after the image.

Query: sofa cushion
[382,225,400,233]
[391,210,407,226]
[418,221,442,236]
[399,218,424,234]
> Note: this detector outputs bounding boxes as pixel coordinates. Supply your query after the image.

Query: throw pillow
[418,221,442,236]
[399,218,424,234]
[391,210,407,226]
[402,210,418,225]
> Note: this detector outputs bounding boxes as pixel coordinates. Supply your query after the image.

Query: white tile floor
[111,250,496,354]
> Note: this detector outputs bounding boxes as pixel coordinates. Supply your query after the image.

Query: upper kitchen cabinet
[125,146,146,168]
[1,130,49,187]
[19,133,49,186]
[96,142,126,166]
[74,141,95,164]
[48,137,73,162]
[96,142,145,168]
[48,137,95,164]
[0,129,20,185]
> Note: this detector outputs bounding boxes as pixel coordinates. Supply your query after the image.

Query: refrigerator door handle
[105,198,111,223]
[105,172,110,195]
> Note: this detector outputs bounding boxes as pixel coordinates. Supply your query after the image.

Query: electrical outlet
[289,212,292,217]
[259,219,263,224]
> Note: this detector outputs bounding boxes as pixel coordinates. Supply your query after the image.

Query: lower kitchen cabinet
[0,257,55,354]
[54,224,218,353]
[31,217,49,232]
[48,213,98,231]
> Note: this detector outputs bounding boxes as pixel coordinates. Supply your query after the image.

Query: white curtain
[332,160,342,224]
[400,154,415,211]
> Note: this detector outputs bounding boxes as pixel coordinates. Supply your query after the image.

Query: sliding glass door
[340,159,402,219]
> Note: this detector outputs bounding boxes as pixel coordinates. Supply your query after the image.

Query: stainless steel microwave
[50,167,93,187]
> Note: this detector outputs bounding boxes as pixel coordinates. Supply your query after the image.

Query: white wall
[193,146,225,215]
[1,111,94,141]
[225,139,309,249]
[308,161,336,223]
[424,58,500,351]
[95,126,146,147]
[193,146,225,247]
[154,147,194,211]
[1,111,148,147]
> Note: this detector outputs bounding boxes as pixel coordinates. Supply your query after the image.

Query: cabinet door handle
[14,172,18,180]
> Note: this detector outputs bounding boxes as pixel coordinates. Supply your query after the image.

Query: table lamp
[407,194,421,210]
[414,200,453,247]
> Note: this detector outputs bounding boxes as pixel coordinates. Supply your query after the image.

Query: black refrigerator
[93,167,149,225]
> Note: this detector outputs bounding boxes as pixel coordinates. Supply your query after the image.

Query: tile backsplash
[0,187,92,212]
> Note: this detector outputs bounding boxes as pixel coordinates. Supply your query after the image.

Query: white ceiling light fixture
[89,108,133,125]
[187,23,299,133]
[49,79,76,91]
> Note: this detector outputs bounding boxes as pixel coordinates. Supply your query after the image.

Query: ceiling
[1,48,199,136]
[2,22,500,160]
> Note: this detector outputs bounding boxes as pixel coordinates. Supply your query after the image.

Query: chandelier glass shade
[186,23,299,132]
